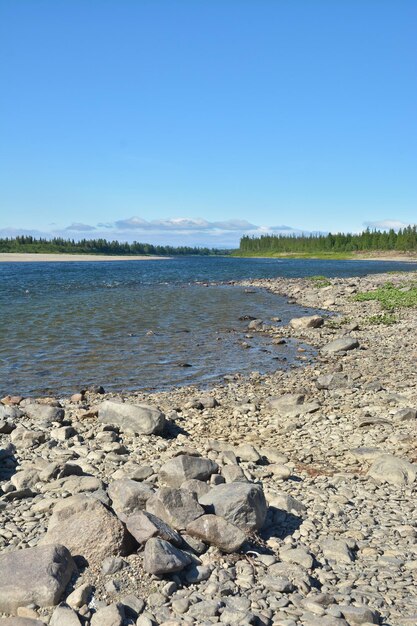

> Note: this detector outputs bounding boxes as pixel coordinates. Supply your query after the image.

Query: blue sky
[0,0,416,247]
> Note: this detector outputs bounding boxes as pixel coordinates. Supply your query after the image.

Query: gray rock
[10,427,46,449]
[50,604,82,626]
[158,454,218,488]
[0,404,23,419]
[108,478,154,521]
[290,315,324,329]
[280,546,313,569]
[146,487,204,530]
[261,574,293,593]
[11,469,40,491]
[24,403,64,424]
[321,337,359,354]
[181,478,212,498]
[394,407,417,421]
[101,556,125,575]
[40,494,126,565]
[120,593,145,619]
[0,544,75,612]
[339,605,379,624]
[368,454,416,485]
[90,603,125,626]
[316,372,351,389]
[98,400,165,435]
[125,510,182,546]
[221,465,248,483]
[321,538,354,564]
[66,582,94,608]
[267,491,306,515]
[234,443,261,463]
[186,514,247,552]
[267,394,320,419]
[143,538,191,575]
[199,482,267,532]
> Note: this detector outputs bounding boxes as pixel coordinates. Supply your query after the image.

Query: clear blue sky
[0,0,416,247]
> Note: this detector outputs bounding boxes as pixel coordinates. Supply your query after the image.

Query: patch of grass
[309,275,331,287]
[363,313,397,326]
[325,316,352,329]
[354,282,417,310]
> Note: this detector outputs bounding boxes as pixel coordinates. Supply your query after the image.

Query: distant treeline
[239,226,417,254]
[0,236,227,256]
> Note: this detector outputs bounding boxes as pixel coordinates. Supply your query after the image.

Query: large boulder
[321,337,359,354]
[108,479,154,521]
[368,454,416,486]
[98,400,165,435]
[0,544,75,613]
[289,315,324,330]
[146,487,204,530]
[159,455,218,488]
[143,538,191,575]
[199,483,267,532]
[24,403,64,424]
[40,494,127,565]
[186,514,246,553]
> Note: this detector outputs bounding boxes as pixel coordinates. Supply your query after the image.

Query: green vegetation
[237,226,417,256]
[0,236,229,257]
[362,313,397,326]
[354,282,417,310]
[309,275,331,287]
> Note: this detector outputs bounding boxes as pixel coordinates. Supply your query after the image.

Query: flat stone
[234,444,261,463]
[339,605,379,624]
[280,547,313,569]
[40,494,126,565]
[0,544,75,612]
[316,373,351,389]
[125,510,182,546]
[108,479,154,521]
[143,538,191,575]
[290,315,324,329]
[321,337,359,354]
[146,487,204,530]
[24,403,64,424]
[10,428,46,449]
[158,455,218,488]
[199,482,267,532]
[368,454,416,485]
[394,407,417,421]
[98,400,165,435]
[321,538,354,564]
[186,514,247,552]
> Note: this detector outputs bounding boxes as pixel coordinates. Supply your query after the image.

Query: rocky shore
[0,270,416,626]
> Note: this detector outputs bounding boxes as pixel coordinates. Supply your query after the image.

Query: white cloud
[363,219,415,231]
[65,222,97,232]
[0,217,313,248]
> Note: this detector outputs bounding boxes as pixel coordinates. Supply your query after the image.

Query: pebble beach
[0,269,416,626]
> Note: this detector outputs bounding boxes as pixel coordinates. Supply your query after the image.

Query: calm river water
[1,257,416,396]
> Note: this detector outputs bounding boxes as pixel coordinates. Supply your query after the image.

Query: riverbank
[0,253,168,262]
[0,270,416,625]
[233,251,417,262]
